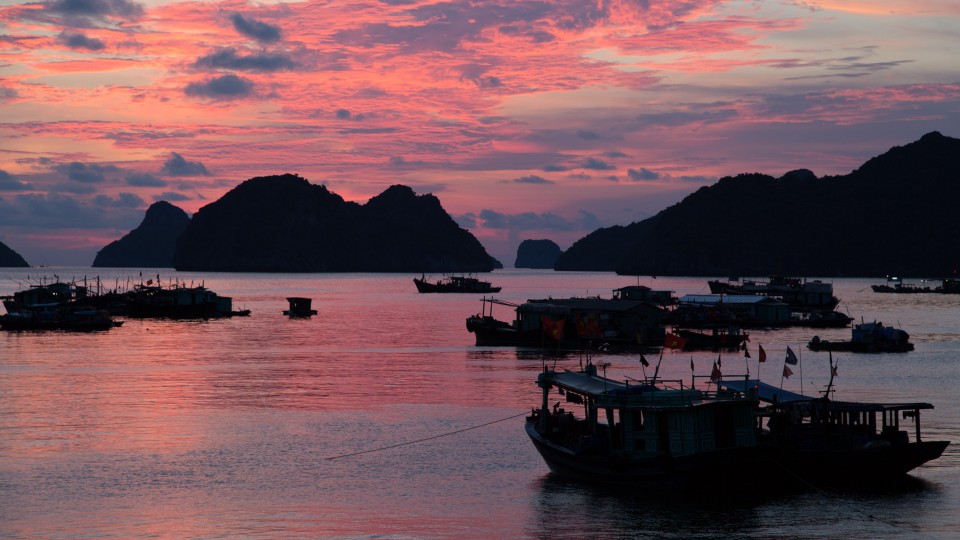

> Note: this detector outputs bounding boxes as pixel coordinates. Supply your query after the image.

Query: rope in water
[323,411,530,460]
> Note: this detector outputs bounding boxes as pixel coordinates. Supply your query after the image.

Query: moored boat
[283,297,317,317]
[0,305,120,331]
[467,291,668,351]
[808,320,913,353]
[125,282,250,319]
[707,276,840,313]
[527,361,948,490]
[414,274,501,293]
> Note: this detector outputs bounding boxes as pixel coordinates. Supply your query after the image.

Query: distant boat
[125,281,250,319]
[871,276,933,293]
[673,327,748,351]
[808,320,913,353]
[1,280,121,331]
[707,276,840,313]
[283,297,317,317]
[0,305,120,331]
[527,361,948,489]
[414,274,501,294]
[466,289,669,351]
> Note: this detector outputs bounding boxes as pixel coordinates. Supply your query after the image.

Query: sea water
[1,269,959,539]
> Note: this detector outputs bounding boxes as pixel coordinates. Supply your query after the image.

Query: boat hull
[527,419,947,489]
[525,419,769,491]
[807,340,914,353]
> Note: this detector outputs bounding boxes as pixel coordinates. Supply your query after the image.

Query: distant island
[93,201,191,268]
[171,174,497,272]
[515,239,562,269]
[556,131,960,277]
[0,239,29,267]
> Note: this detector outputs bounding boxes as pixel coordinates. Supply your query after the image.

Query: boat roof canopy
[541,369,628,396]
[716,379,811,403]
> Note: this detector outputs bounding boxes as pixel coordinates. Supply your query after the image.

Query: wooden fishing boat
[414,274,501,293]
[527,361,948,490]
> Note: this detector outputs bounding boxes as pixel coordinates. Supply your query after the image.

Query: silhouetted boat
[871,276,932,293]
[786,310,853,328]
[0,305,120,331]
[283,297,317,317]
[707,276,839,313]
[466,291,668,351]
[808,320,913,353]
[414,274,501,293]
[673,327,748,351]
[125,282,250,319]
[1,279,122,331]
[527,361,947,489]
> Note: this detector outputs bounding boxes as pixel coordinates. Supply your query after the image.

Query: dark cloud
[627,167,660,181]
[43,0,143,21]
[125,173,166,187]
[581,157,615,170]
[57,31,105,50]
[512,175,554,184]
[0,170,33,191]
[161,152,210,177]
[0,85,18,101]
[230,13,281,43]
[194,48,296,72]
[0,192,140,229]
[53,161,119,182]
[184,74,254,100]
[542,164,569,172]
[152,191,190,202]
[336,108,351,119]
[94,192,143,207]
[51,182,97,194]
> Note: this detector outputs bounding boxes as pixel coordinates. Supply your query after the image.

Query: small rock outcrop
[172,174,496,272]
[0,240,29,267]
[515,239,562,269]
[93,201,191,268]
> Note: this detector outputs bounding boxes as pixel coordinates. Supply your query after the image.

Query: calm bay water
[2,269,959,538]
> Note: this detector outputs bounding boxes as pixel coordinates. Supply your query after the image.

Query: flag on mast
[758,344,767,363]
[785,346,799,365]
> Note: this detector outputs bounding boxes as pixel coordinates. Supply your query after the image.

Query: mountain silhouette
[0,240,29,267]
[172,174,496,272]
[93,201,191,268]
[515,239,562,269]
[556,131,960,277]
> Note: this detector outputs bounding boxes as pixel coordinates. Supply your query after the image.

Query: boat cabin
[534,366,758,459]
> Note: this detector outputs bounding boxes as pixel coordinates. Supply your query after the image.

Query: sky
[1,0,958,266]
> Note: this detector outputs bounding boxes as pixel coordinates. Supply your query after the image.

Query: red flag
[758,344,767,363]
[575,312,602,338]
[664,333,688,350]
[783,365,793,378]
[540,315,565,341]
[711,362,722,382]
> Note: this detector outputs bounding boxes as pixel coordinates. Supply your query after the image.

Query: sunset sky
[1,0,958,266]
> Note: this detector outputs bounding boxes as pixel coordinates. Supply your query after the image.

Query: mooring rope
[323,411,530,460]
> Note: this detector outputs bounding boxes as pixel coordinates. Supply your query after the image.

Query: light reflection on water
[2,270,960,538]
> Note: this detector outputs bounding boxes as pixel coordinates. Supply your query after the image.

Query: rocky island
[171,174,496,272]
[93,201,191,268]
[0,240,29,267]
[556,131,960,277]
